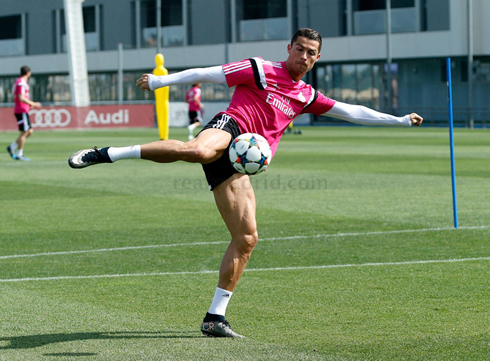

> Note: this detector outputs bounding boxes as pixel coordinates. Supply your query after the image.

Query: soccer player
[68,28,423,338]
[6,66,42,161]
[186,83,204,140]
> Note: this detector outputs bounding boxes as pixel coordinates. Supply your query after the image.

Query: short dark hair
[20,66,30,76]
[291,28,322,53]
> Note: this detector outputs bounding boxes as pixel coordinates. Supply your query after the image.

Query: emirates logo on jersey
[265,93,296,119]
[298,92,306,103]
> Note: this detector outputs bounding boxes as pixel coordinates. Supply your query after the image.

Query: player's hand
[410,113,423,127]
[32,102,42,109]
[136,74,151,91]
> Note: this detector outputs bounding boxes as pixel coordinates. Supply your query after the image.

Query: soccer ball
[229,133,271,175]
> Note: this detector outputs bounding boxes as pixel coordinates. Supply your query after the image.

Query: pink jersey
[13,77,30,114]
[221,57,335,156]
[186,86,201,112]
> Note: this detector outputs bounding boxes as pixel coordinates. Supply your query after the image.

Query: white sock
[10,141,18,151]
[107,145,141,162]
[208,287,233,316]
[188,123,198,135]
[16,148,23,157]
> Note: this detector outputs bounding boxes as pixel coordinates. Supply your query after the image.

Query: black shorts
[197,113,242,190]
[15,113,31,131]
[188,111,202,124]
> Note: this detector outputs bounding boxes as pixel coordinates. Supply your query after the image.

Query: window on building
[83,7,96,33]
[242,1,287,20]
[163,0,183,26]
[238,0,288,41]
[141,0,184,48]
[0,77,17,103]
[0,15,22,40]
[60,6,100,52]
[353,0,417,34]
[0,15,24,57]
[355,0,415,11]
[421,0,450,31]
[392,0,415,8]
[316,62,392,120]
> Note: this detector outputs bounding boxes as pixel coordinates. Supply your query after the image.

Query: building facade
[0,0,488,126]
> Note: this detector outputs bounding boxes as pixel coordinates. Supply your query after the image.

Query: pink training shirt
[13,77,30,114]
[221,57,336,157]
[186,86,201,112]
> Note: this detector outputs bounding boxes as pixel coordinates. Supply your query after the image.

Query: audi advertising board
[0,104,155,131]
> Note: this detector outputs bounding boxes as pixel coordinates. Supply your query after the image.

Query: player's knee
[239,231,258,252]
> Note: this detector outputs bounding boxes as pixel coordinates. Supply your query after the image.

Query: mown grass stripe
[1,256,488,283]
[1,225,487,260]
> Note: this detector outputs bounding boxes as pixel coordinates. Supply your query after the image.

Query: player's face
[286,36,321,80]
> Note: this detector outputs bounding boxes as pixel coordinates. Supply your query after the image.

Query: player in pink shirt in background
[68,28,423,338]
[186,83,204,140]
[7,66,42,161]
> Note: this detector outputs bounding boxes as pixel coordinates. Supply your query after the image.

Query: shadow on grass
[0,331,200,350]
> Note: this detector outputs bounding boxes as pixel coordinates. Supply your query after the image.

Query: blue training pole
[446,58,459,228]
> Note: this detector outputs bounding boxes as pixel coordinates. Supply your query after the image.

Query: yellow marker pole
[153,53,169,140]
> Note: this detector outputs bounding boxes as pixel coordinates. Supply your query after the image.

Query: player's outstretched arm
[136,66,226,91]
[325,101,423,127]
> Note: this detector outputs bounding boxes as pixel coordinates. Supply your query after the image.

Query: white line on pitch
[0,225,488,261]
[0,256,489,283]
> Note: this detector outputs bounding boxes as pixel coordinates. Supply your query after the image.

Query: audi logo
[30,109,71,128]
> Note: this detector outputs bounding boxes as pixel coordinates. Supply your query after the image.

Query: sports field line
[1,256,489,283]
[0,225,488,261]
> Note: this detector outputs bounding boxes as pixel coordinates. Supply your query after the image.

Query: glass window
[60,7,99,52]
[141,0,184,47]
[0,75,71,104]
[357,64,373,107]
[123,72,154,101]
[392,0,415,8]
[372,65,381,109]
[357,0,385,11]
[238,0,288,41]
[356,0,414,11]
[422,0,450,32]
[162,0,183,26]
[89,73,117,102]
[315,63,384,113]
[242,0,287,20]
[342,65,357,103]
[0,15,22,40]
[83,7,96,33]
[331,64,342,101]
[0,15,23,57]
[1,71,231,104]
[60,7,97,35]
[316,67,326,95]
[166,71,229,102]
[0,77,16,103]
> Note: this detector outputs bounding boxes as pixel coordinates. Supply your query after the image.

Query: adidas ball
[229,133,271,175]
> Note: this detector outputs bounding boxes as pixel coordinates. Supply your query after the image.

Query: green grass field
[1,126,489,360]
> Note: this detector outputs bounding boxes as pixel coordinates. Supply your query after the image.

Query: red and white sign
[0,104,155,131]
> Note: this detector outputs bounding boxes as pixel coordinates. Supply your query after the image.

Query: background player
[6,66,42,161]
[186,83,204,140]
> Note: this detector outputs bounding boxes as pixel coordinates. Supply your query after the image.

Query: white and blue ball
[229,133,271,175]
